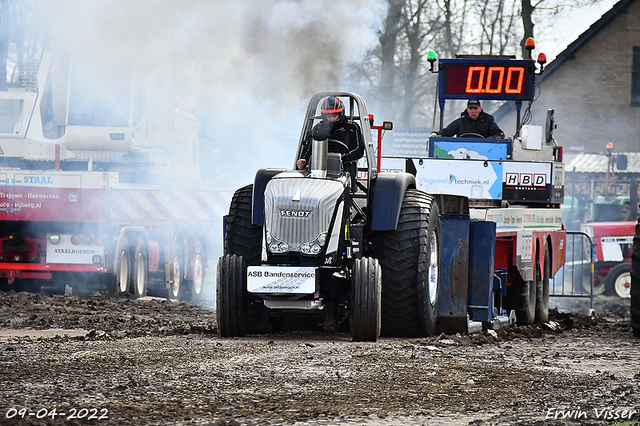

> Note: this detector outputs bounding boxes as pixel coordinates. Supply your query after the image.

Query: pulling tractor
[218,92,440,341]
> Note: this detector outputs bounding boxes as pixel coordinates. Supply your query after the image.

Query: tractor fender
[252,168,287,226]
[370,172,416,230]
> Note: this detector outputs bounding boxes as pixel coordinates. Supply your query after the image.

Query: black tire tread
[224,185,262,265]
[372,189,439,337]
[351,257,381,342]
[216,254,247,337]
[505,265,536,325]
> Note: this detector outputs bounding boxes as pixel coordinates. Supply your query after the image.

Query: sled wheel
[506,267,536,325]
[372,189,441,337]
[132,239,148,298]
[351,257,382,342]
[535,245,551,323]
[217,254,247,337]
[605,263,632,298]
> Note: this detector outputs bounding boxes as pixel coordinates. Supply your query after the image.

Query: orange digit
[466,66,485,93]
[505,67,524,94]
[485,67,505,93]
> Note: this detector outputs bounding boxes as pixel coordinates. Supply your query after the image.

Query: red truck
[580,221,634,298]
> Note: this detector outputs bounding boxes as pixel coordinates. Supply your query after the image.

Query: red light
[71,235,81,245]
[82,235,92,245]
[94,236,103,245]
[537,53,547,65]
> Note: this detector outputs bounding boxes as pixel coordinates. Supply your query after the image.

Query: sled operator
[432,98,504,138]
[296,96,365,190]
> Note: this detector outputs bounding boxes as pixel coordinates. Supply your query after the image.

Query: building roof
[494,0,637,121]
[540,0,637,81]
[565,152,640,174]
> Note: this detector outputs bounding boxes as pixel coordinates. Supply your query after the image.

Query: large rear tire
[604,263,632,298]
[351,257,382,342]
[225,184,269,333]
[217,254,247,337]
[372,189,441,337]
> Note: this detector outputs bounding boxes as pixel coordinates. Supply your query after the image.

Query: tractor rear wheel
[373,189,441,337]
[350,257,382,342]
[604,263,632,298]
[216,254,247,337]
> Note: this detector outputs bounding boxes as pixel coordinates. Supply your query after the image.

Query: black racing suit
[300,118,365,191]
[437,110,504,138]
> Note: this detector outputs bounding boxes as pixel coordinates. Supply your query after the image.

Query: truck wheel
[631,224,640,337]
[506,268,536,325]
[350,257,382,342]
[132,240,148,298]
[225,185,262,265]
[535,245,551,323]
[115,236,131,297]
[185,252,204,301]
[217,254,247,337]
[373,189,441,337]
[169,251,183,301]
[604,263,632,298]
[585,276,606,296]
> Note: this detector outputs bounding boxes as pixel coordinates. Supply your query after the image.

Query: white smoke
[42,0,383,184]
[38,1,384,300]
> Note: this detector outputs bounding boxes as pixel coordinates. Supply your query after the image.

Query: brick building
[495,0,640,154]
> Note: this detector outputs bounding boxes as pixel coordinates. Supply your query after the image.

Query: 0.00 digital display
[445,65,529,96]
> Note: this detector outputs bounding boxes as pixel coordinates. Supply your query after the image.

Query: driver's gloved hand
[429,132,437,137]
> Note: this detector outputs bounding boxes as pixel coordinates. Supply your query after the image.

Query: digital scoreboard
[438,58,535,101]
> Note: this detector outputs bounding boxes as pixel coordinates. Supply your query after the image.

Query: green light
[427,50,437,62]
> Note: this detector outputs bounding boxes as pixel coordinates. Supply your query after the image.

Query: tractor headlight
[300,232,327,255]
[266,230,289,254]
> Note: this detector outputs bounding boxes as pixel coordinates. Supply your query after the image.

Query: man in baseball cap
[432,98,504,138]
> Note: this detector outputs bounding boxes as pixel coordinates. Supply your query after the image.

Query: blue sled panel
[468,221,497,323]
[434,217,469,334]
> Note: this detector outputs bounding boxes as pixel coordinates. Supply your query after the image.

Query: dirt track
[1,291,639,426]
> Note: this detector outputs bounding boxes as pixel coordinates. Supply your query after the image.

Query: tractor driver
[297,96,365,191]
[432,98,504,138]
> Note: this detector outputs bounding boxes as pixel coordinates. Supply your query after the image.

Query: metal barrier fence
[550,231,595,311]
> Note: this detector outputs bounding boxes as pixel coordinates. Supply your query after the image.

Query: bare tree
[379,0,407,118]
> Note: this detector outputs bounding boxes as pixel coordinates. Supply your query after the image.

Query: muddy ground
[0,291,639,426]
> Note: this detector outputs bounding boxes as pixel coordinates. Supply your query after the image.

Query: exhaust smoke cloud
[44,0,383,184]
[36,1,383,298]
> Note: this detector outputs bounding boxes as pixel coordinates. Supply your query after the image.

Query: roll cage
[294,92,378,194]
